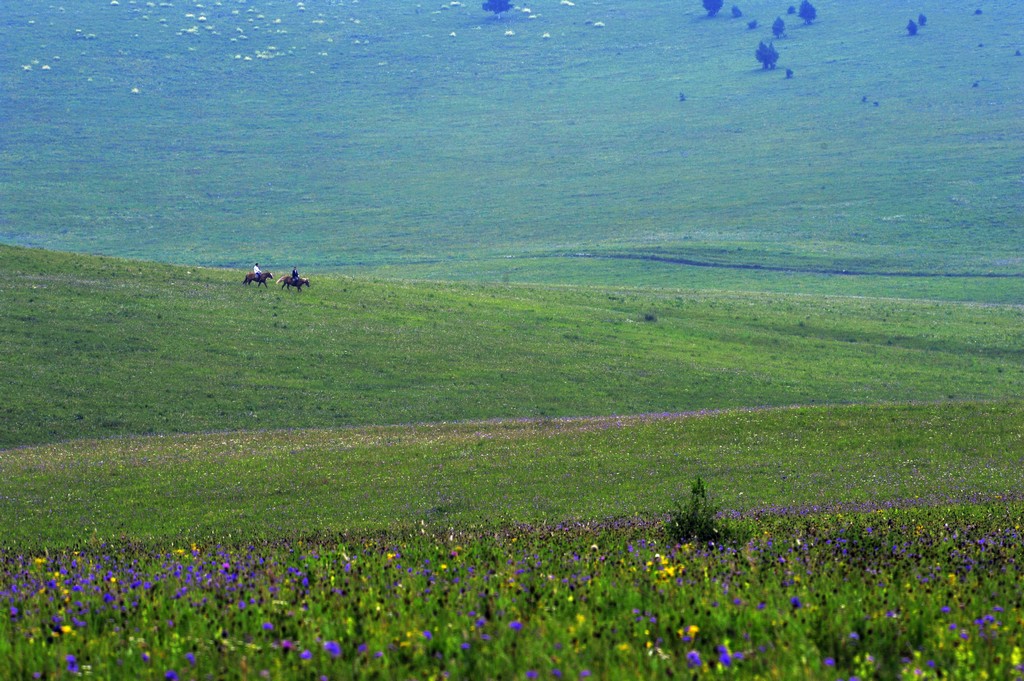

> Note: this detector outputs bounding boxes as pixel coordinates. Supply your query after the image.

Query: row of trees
[703,0,816,25]
[480,0,817,74]
[907,13,928,36]
[700,1,816,71]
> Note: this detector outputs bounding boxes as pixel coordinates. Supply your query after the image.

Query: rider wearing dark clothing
[291,267,299,285]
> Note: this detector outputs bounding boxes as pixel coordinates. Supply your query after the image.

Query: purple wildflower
[66,655,79,673]
[510,620,523,631]
[165,671,179,681]
[324,641,341,657]
[300,650,312,660]
[423,630,433,640]
[185,652,196,666]
[790,596,802,609]
[687,650,702,668]
[262,622,274,631]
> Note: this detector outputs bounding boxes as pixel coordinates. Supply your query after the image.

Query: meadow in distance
[3,0,1024,679]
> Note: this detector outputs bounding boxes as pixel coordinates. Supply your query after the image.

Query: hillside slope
[3,400,1024,546]
[2,245,1022,448]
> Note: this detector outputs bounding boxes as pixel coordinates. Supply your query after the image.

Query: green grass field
[3,245,1023,449]
[3,398,1023,548]
[3,1,1024,677]
[3,0,1022,293]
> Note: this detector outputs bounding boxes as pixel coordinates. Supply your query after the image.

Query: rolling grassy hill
[3,0,1022,292]
[3,4,1023,675]
[3,399,1023,548]
[2,244,1022,450]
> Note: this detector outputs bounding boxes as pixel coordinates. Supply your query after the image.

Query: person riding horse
[291,267,299,286]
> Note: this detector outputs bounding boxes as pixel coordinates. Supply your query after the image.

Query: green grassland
[3,245,1023,450]
[3,398,1023,548]
[3,0,1022,293]
[3,3,1024,676]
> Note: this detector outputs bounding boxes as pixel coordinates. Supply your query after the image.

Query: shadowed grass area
[2,401,1022,548]
[2,245,1023,448]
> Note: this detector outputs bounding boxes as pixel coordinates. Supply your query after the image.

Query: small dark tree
[772,16,786,38]
[918,13,927,26]
[703,0,724,17]
[747,19,758,30]
[755,40,779,69]
[731,5,743,18]
[785,68,793,78]
[906,19,918,36]
[787,5,796,14]
[481,0,512,15]
[798,0,816,24]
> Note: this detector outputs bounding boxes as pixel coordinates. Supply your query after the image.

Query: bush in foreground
[666,477,747,544]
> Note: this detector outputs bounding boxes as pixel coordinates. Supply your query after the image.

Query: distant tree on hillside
[482,0,512,15]
[772,16,786,38]
[787,5,796,15]
[906,19,918,36]
[798,0,816,24]
[918,14,927,26]
[747,19,758,30]
[703,0,724,17]
[755,41,779,69]
[732,5,743,18]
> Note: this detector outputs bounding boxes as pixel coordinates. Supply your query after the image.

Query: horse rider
[253,263,262,279]
[291,266,300,286]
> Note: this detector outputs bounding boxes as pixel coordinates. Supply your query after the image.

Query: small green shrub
[667,477,724,540]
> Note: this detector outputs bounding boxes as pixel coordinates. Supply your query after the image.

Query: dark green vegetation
[3,1,1023,293]
[3,245,1023,449]
[668,477,743,544]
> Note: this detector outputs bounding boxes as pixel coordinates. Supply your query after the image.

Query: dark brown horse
[244,272,273,287]
[278,275,310,291]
